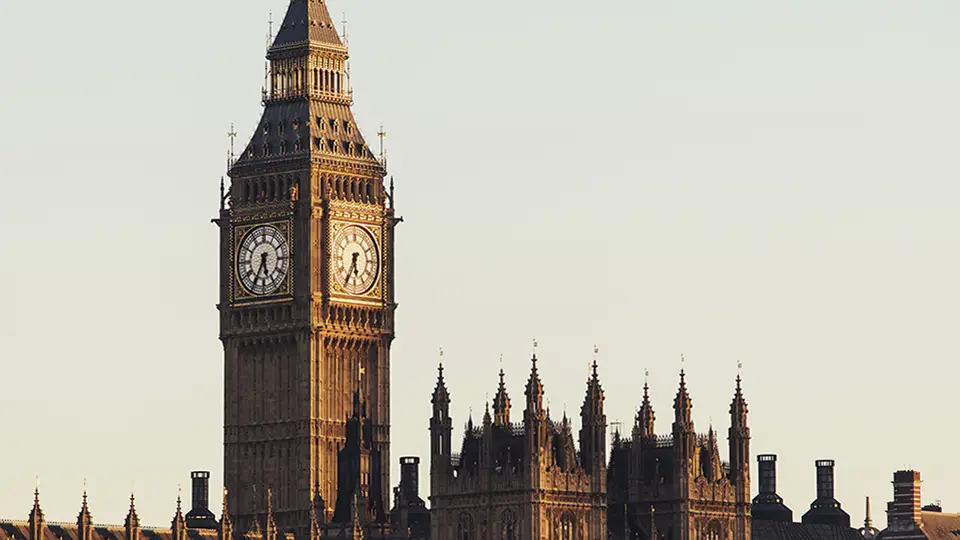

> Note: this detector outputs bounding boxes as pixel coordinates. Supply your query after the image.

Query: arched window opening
[458,514,473,540]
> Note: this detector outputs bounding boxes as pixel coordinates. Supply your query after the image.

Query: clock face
[332,225,379,295]
[237,224,289,296]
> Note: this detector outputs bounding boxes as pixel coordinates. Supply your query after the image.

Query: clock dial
[237,225,289,296]
[333,225,379,295]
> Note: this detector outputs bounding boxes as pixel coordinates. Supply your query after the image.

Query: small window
[329,119,336,131]
[263,123,270,136]
[317,117,324,129]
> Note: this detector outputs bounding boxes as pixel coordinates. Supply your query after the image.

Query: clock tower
[216,0,397,533]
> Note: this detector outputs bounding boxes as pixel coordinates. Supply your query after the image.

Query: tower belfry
[218,0,396,534]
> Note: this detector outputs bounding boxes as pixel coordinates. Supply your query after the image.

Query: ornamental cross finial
[439,347,444,363]
[377,123,388,165]
[227,123,237,165]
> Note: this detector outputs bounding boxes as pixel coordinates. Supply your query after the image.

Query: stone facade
[605,371,751,540]
[216,0,399,534]
[429,355,608,540]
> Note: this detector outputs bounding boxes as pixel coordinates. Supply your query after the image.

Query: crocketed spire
[492,368,511,427]
[431,363,450,408]
[673,368,693,429]
[579,357,607,473]
[730,373,749,431]
[172,487,187,540]
[581,359,604,418]
[524,353,544,418]
[77,482,93,540]
[124,493,141,540]
[635,375,655,439]
[28,484,44,540]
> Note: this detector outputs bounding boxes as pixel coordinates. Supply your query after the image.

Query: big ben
[216,0,397,533]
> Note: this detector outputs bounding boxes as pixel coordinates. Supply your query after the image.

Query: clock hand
[256,253,268,287]
[344,259,357,287]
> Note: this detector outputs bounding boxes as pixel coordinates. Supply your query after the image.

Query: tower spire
[636,369,655,439]
[673,357,693,429]
[493,361,511,427]
[28,479,44,540]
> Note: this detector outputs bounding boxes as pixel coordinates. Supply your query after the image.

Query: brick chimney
[888,470,922,525]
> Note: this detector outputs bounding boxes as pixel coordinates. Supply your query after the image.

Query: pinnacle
[271,0,345,52]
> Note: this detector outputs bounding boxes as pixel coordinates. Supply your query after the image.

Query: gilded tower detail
[217,0,396,533]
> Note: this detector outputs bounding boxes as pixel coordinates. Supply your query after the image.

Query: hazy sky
[1,0,959,528]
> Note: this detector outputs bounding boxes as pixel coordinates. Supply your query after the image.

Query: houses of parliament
[0,1,890,540]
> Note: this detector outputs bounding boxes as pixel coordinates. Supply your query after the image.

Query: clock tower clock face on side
[236,224,290,296]
[332,224,380,296]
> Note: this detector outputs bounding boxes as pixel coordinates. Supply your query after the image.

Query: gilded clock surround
[230,220,294,303]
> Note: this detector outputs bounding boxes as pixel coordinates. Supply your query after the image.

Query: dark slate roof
[754,519,865,540]
[272,0,344,51]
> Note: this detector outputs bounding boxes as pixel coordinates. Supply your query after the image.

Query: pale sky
[1,0,959,528]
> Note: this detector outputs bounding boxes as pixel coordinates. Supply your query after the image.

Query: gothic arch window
[458,513,474,540]
[313,68,319,90]
[501,509,517,540]
[704,521,723,540]
[243,182,250,202]
[560,512,577,540]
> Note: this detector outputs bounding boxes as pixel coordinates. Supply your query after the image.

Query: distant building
[875,470,960,540]
[752,457,863,540]
[428,355,608,539]
[606,372,751,540]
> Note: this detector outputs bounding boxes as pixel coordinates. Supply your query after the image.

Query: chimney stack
[752,454,792,522]
[889,470,922,525]
[400,456,420,500]
[185,471,218,529]
[191,471,210,513]
[816,460,836,500]
[802,459,850,528]
[759,454,778,495]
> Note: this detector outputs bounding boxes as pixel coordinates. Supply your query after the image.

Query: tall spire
[124,493,141,540]
[524,350,544,419]
[673,361,693,429]
[28,481,44,540]
[579,349,607,474]
[77,480,93,540]
[492,365,511,427]
[636,370,655,439]
[432,358,449,408]
[172,486,187,540]
[730,367,749,430]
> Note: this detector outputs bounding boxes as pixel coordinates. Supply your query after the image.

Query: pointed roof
[492,368,511,426]
[124,493,141,538]
[172,489,186,530]
[730,373,749,427]
[77,483,92,528]
[271,0,345,52]
[636,376,655,439]
[581,359,604,419]
[431,363,449,406]
[524,354,544,407]
[673,368,693,426]
[28,485,44,535]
